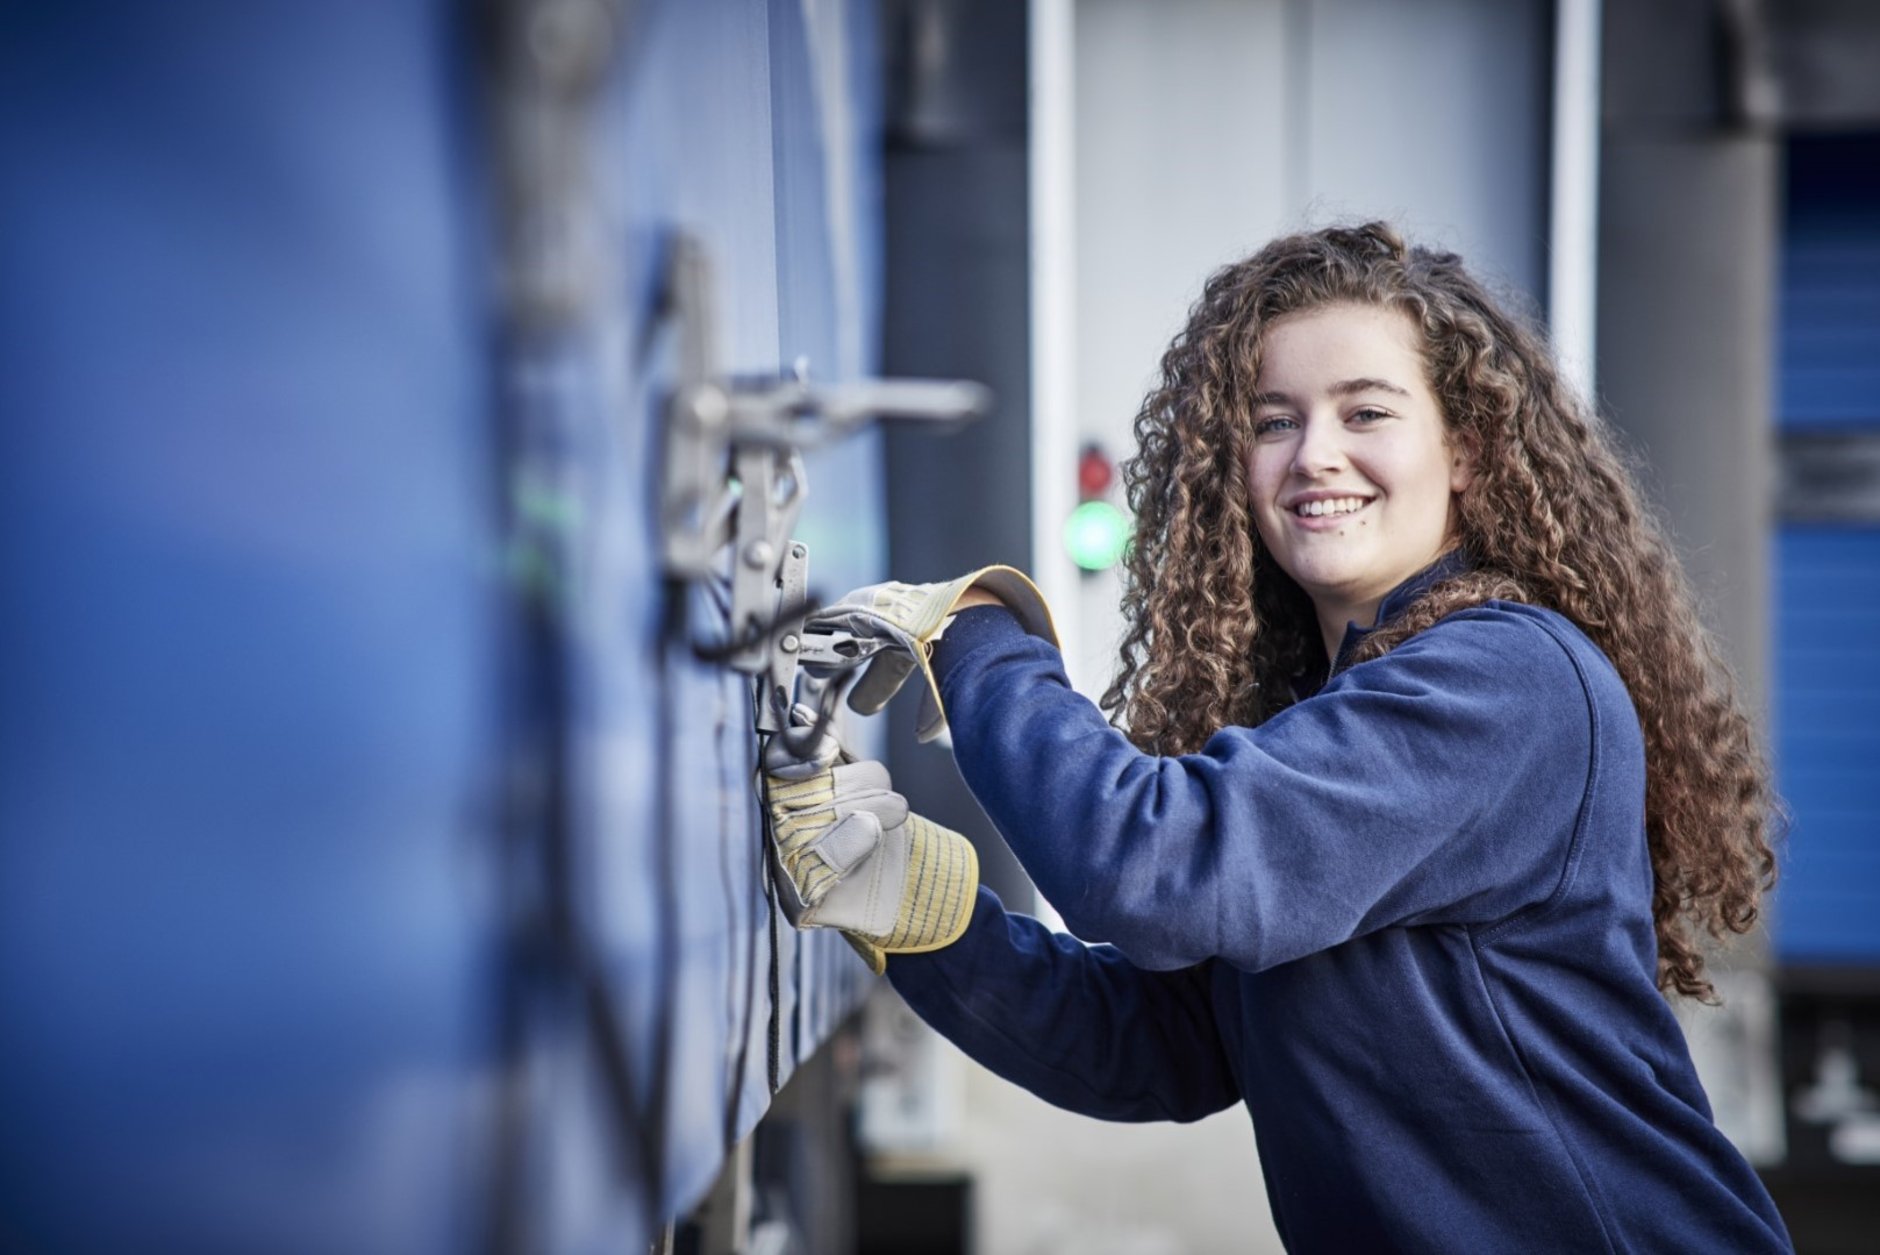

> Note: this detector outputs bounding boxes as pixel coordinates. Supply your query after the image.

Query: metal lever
[755,619,901,737]
[657,231,988,721]
[750,537,809,734]
[660,235,990,582]
[720,377,994,450]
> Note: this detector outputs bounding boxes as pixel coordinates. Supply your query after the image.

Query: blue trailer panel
[0,2,884,1249]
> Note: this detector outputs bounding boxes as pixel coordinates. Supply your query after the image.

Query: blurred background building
[2,2,1877,1253]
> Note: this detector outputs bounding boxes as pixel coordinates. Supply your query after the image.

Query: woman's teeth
[1294,496,1370,517]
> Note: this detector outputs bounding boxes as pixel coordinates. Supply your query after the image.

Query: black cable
[753,679,786,1097]
[791,899,807,1072]
[767,853,785,1096]
[689,585,826,666]
[719,658,753,1156]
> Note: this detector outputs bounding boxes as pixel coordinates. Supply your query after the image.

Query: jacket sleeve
[887,885,1240,1123]
[931,604,1596,972]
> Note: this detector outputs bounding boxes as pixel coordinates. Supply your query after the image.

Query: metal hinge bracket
[657,233,988,729]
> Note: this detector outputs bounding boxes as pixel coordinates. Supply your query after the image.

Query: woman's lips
[1288,498,1374,530]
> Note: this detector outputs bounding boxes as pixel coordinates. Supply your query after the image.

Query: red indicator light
[1078,444,1114,499]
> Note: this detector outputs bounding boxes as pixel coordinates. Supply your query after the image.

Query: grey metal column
[1596,0,1782,1164]
[879,0,1036,906]
[1597,0,1778,714]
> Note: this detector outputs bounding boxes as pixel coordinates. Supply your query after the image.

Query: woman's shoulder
[1375,597,1575,665]
[1300,600,1622,783]
[1404,599,1635,719]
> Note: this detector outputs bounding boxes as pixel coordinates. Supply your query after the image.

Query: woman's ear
[1447,432,1477,494]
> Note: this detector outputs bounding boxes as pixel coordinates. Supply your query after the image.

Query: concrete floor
[946,1041,1283,1255]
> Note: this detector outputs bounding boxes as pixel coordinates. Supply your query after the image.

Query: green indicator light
[1064,501,1130,571]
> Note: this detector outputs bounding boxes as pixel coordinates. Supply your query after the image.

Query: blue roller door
[1773,133,1880,962]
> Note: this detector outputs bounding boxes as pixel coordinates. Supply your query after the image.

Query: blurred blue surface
[0,6,496,1252]
[1774,528,1880,961]
[1778,135,1880,429]
[0,1,882,1249]
[1773,133,1880,963]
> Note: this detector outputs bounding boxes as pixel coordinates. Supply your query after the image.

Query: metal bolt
[743,540,774,569]
[688,384,728,427]
[780,634,800,653]
[791,543,806,559]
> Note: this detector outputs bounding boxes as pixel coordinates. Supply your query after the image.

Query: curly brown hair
[1099,221,1780,1001]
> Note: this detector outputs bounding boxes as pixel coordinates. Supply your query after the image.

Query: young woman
[778,222,1790,1251]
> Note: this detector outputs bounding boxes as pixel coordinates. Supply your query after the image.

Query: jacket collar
[1293,548,1473,698]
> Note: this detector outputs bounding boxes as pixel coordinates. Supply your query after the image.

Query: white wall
[959,2,1555,1250]
[1059,0,1550,696]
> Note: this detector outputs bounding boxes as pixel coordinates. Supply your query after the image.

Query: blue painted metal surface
[1778,135,1880,428]
[0,1,883,1250]
[1774,529,1880,959]
[1773,133,1880,962]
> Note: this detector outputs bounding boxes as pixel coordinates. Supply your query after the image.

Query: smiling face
[1246,302,1471,647]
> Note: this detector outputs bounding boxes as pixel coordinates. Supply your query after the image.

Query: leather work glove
[802,566,1059,743]
[762,708,979,973]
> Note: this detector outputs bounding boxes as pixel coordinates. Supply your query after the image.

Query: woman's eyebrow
[1252,377,1411,407]
[1329,376,1411,398]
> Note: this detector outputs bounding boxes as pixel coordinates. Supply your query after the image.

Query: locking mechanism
[657,233,989,729]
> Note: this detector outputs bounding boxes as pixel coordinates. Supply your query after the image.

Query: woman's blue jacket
[888,557,1791,1253]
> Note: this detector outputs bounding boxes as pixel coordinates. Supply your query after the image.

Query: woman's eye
[1350,407,1391,425]
[1254,416,1296,436]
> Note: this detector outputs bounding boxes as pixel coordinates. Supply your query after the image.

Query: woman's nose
[1290,415,1347,477]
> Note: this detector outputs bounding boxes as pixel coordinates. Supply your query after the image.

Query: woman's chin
[1278,557,1366,600]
